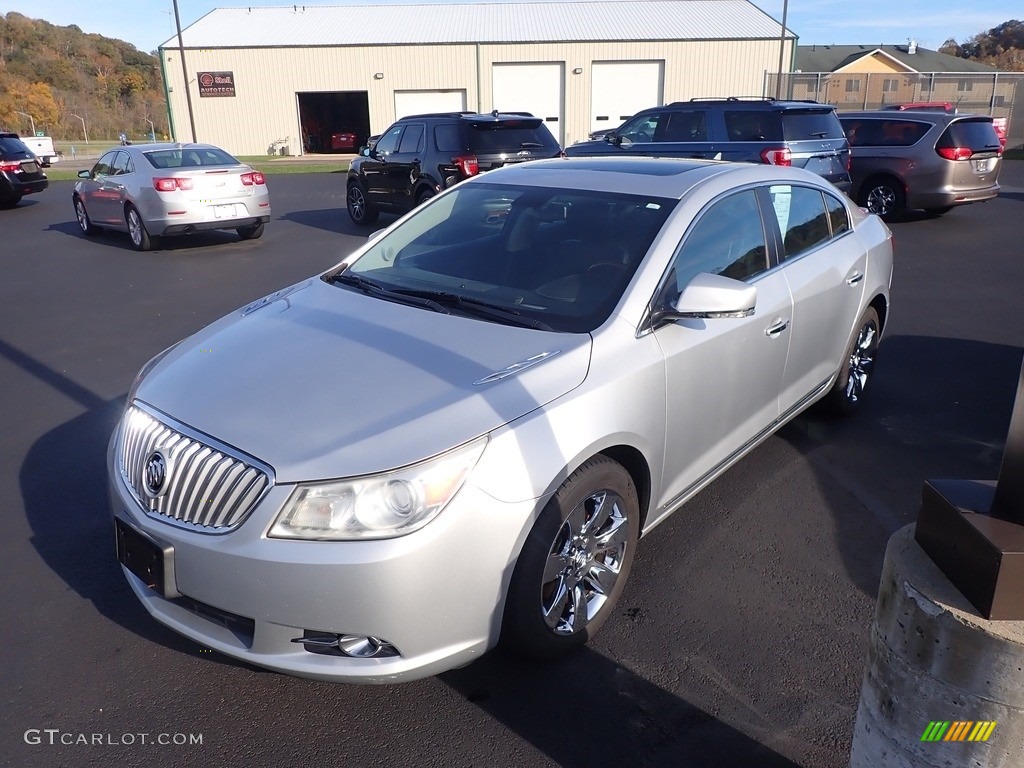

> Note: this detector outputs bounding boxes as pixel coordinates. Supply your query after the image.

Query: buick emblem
[144,450,169,497]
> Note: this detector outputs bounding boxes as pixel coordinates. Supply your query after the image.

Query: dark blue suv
[566,98,851,193]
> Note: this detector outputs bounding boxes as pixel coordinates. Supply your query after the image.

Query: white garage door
[591,62,664,135]
[394,90,466,119]
[492,63,564,146]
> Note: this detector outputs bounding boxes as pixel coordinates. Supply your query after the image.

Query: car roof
[397,111,538,122]
[663,98,836,111]
[462,156,829,199]
[839,111,988,124]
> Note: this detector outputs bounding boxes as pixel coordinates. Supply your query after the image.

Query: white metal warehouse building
[158,0,793,155]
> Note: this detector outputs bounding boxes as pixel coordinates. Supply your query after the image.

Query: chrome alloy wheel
[541,488,630,635]
[865,185,896,216]
[844,320,878,405]
[75,199,90,233]
[347,185,367,220]
[128,208,144,247]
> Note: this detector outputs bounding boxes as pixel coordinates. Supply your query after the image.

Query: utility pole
[172,0,198,142]
[775,0,790,99]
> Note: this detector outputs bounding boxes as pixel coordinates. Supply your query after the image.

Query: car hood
[135,279,591,483]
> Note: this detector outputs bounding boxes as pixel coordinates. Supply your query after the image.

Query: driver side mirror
[668,272,757,320]
[77,169,92,179]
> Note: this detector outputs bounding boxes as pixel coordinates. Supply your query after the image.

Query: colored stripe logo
[921,721,997,742]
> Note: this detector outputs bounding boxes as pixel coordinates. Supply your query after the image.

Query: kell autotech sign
[198,71,236,97]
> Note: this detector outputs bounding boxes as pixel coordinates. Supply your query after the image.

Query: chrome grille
[119,405,271,532]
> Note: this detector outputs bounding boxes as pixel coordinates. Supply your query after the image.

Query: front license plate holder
[115,517,179,598]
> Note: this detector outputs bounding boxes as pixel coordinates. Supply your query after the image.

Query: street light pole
[775,0,790,99]
[70,113,89,143]
[15,111,36,136]
[144,117,155,142]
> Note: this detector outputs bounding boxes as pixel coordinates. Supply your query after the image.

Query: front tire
[347,182,378,225]
[501,456,639,660]
[236,221,265,240]
[824,306,880,416]
[125,204,153,251]
[859,177,905,221]
[74,197,100,235]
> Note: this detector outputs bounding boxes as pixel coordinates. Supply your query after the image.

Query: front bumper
[108,438,538,684]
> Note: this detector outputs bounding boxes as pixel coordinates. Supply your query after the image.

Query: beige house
[159,0,795,154]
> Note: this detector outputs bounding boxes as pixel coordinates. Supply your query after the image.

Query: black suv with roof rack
[566,97,851,193]
[1,131,49,208]
[346,111,562,224]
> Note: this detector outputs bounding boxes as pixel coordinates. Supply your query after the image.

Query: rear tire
[823,306,880,416]
[236,221,265,240]
[501,456,639,660]
[416,187,436,206]
[347,182,378,225]
[859,177,905,221]
[0,195,22,209]
[125,204,153,251]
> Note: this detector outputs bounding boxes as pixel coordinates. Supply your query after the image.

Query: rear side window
[725,111,782,142]
[842,118,929,147]
[939,119,1001,152]
[782,110,845,141]
[656,111,708,141]
[466,121,557,153]
[770,185,831,259]
[824,192,850,236]
[398,124,425,153]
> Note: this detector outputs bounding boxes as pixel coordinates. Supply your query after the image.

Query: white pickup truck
[21,136,59,167]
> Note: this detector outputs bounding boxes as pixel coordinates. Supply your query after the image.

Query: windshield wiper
[391,289,553,330]
[327,273,449,313]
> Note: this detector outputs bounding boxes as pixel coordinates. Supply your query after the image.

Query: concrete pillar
[850,525,1024,768]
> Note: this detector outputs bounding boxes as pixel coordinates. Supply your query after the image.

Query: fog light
[292,632,399,658]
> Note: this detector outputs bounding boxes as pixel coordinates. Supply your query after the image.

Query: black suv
[346,111,562,224]
[0,132,49,208]
[566,98,851,193]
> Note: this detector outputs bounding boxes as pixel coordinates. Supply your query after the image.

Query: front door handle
[765,318,790,338]
[846,271,864,286]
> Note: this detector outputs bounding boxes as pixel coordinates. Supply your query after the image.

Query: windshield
[339,182,676,333]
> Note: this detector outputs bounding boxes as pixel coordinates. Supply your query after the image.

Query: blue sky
[2,0,1020,55]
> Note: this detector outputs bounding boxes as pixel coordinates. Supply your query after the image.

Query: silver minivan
[838,111,1002,219]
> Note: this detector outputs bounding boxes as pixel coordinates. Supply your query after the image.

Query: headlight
[269,437,487,540]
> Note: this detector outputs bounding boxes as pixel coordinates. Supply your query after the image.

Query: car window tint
[724,111,781,142]
[939,119,1001,151]
[374,126,404,155]
[781,110,844,140]
[842,119,928,147]
[398,123,425,153]
[654,111,707,141]
[466,123,557,152]
[670,190,768,294]
[770,185,831,259]
[143,147,239,168]
[434,124,462,152]
[0,136,32,157]
[617,113,661,143]
[824,192,850,236]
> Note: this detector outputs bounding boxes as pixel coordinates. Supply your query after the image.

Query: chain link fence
[765,71,1024,150]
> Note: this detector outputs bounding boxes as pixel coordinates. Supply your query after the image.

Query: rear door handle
[846,271,864,286]
[765,318,790,338]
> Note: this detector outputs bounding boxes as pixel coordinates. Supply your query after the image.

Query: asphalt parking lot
[2,164,1023,768]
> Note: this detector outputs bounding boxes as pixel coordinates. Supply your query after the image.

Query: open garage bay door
[591,62,664,136]
[297,91,370,154]
[394,90,467,120]
[492,63,564,146]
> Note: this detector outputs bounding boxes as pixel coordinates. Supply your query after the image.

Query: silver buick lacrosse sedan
[109,157,893,683]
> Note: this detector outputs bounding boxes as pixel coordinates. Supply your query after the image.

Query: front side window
[770,185,830,260]
[616,112,662,143]
[373,125,404,155]
[340,182,676,333]
[667,189,768,297]
[93,151,118,177]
